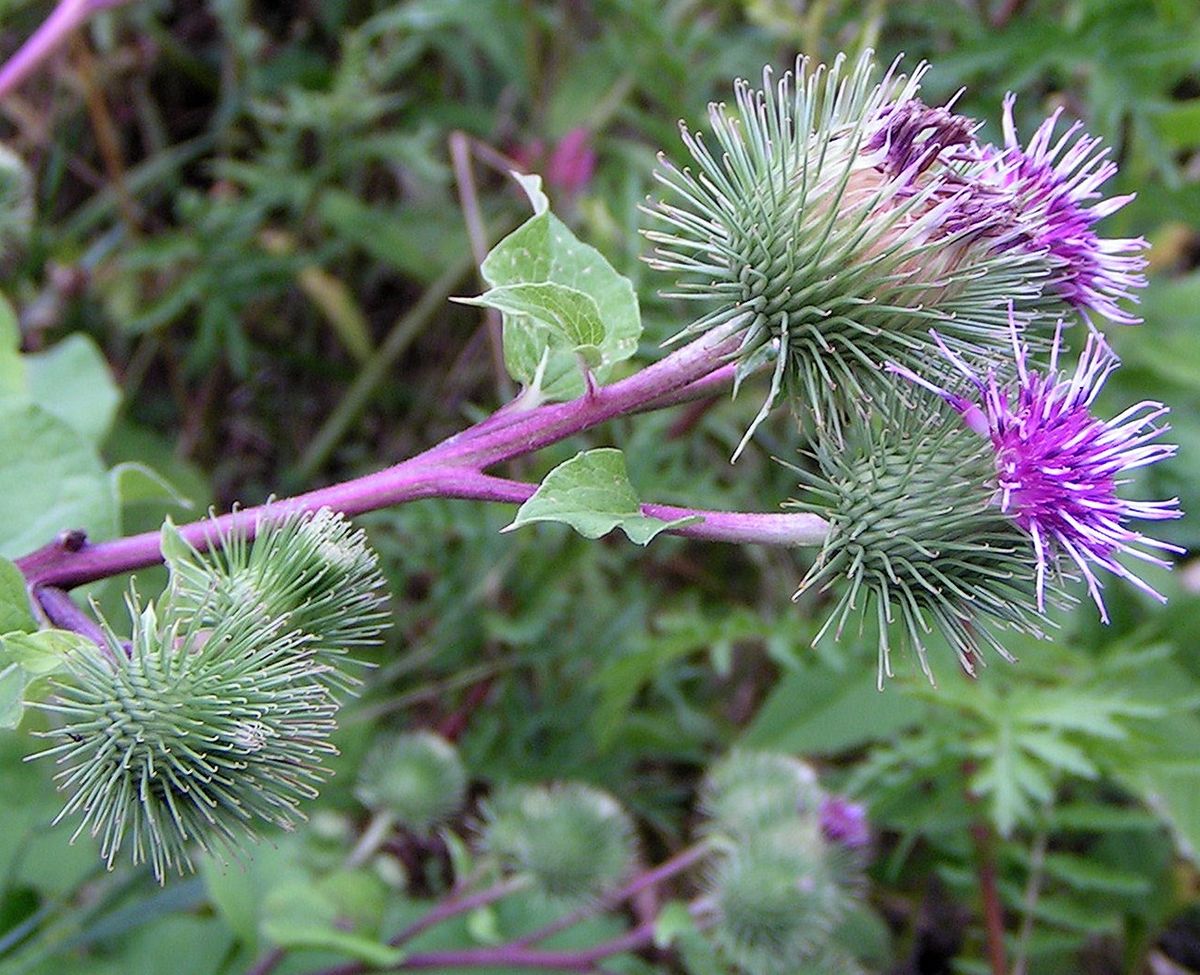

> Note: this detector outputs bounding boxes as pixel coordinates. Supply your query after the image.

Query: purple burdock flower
[890,312,1182,622]
[976,95,1148,325]
[819,795,870,849]
[866,93,978,181]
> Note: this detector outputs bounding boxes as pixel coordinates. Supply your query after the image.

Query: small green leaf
[159,518,194,568]
[112,462,193,509]
[742,663,923,754]
[506,448,694,545]
[23,334,120,446]
[0,402,118,559]
[466,904,502,945]
[654,900,697,949]
[0,661,27,729]
[0,556,35,634]
[457,282,605,368]
[1041,853,1151,895]
[511,170,549,215]
[2,628,88,675]
[0,627,90,728]
[0,291,24,395]
[475,174,640,400]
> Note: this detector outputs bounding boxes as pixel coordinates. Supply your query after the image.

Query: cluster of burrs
[648,50,1181,680]
[31,509,389,880]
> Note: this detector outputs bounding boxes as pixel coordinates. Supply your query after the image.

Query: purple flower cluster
[863,90,1147,327]
[868,78,1181,626]
[980,96,1148,325]
[819,795,871,849]
[890,313,1181,622]
[866,94,978,179]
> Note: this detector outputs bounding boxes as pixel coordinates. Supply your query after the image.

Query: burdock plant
[3,44,1182,889]
[645,51,1042,446]
[479,782,637,901]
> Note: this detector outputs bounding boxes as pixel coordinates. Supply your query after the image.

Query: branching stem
[17,323,830,594]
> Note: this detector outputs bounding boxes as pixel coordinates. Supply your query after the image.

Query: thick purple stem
[388,877,529,948]
[0,0,132,101]
[314,903,711,975]
[17,322,827,593]
[419,322,746,470]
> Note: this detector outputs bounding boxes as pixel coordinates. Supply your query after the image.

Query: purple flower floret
[866,94,978,179]
[819,795,870,849]
[890,313,1182,622]
[977,95,1148,325]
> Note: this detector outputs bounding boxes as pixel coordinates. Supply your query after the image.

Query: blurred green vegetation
[1,1,1200,973]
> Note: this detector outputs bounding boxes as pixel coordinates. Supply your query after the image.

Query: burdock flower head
[974,96,1148,326]
[646,50,1047,449]
[34,596,338,880]
[889,312,1182,623]
[647,52,1149,454]
[790,393,1056,683]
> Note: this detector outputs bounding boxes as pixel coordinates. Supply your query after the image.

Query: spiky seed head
[355,731,467,835]
[479,782,636,901]
[709,836,845,975]
[164,508,389,691]
[702,750,824,839]
[32,596,338,881]
[646,50,1049,448]
[791,392,1060,684]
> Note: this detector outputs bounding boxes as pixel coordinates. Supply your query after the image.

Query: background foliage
[1,1,1200,973]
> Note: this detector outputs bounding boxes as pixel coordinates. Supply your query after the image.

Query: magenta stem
[16,322,828,592]
[0,0,132,101]
[512,840,712,948]
[388,877,529,948]
[314,902,711,975]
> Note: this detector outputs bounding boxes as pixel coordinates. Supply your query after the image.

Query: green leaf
[260,882,405,967]
[0,402,118,559]
[457,282,606,368]
[0,662,26,729]
[23,334,120,446]
[0,556,35,634]
[1041,853,1151,895]
[0,291,23,396]
[159,517,193,569]
[0,628,90,728]
[969,719,1054,836]
[1,628,87,675]
[654,900,697,949]
[202,838,309,951]
[506,448,693,545]
[111,462,193,509]
[1049,802,1161,833]
[742,664,924,754]
[1016,730,1098,779]
[477,174,640,400]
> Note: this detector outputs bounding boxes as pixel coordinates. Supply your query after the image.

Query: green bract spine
[791,395,1059,682]
[702,749,824,839]
[33,597,338,881]
[164,507,389,691]
[479,782,637,901]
